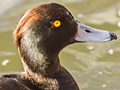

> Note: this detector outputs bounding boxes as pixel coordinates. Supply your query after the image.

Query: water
[0,0,120,90]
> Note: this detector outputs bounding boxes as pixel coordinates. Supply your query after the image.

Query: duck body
[0,3,117,90]
[0,67,78,90]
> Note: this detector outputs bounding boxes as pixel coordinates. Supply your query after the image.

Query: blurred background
[0,0,120,90]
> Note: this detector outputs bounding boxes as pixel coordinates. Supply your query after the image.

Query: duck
[0,3,117,90]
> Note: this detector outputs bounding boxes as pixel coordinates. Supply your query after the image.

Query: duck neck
[19,31,61,78]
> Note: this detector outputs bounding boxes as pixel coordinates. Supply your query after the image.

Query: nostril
[109,32,117,40]
[85,29,91,33]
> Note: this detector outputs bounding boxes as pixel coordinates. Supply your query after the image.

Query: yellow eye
[54,20,61,27]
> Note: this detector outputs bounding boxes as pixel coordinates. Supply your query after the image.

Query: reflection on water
[0,0,120,90]
[2,59,10,66]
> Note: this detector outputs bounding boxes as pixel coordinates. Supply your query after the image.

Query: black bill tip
[109,32,117,40]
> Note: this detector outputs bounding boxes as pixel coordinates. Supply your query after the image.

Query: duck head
[14,3,117,77]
